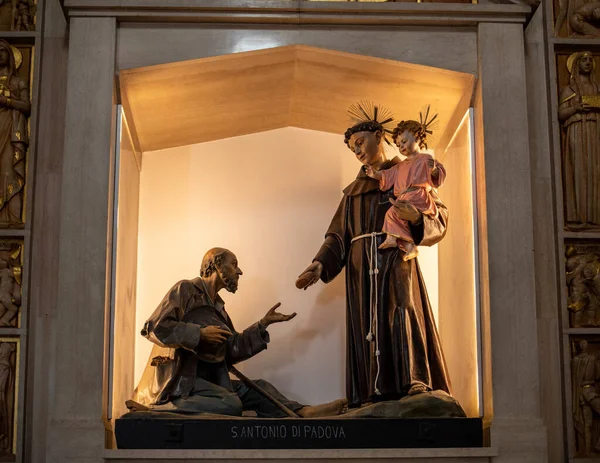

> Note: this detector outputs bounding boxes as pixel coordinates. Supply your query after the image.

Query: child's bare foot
[378,234,398,250]
[403,248,419,261]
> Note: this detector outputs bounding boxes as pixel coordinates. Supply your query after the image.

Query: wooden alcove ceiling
[119,45,476,156]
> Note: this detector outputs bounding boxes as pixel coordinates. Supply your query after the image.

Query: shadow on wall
[237,273,346,404]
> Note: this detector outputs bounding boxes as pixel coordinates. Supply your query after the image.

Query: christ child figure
[366,119,446,260]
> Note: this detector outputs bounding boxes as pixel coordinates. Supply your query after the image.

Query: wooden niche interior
[110,45,481,440]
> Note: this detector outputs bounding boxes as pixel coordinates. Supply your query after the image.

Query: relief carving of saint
[558,52,600,229]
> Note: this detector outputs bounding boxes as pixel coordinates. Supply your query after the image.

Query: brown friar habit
[139,277,269,405]
[313,157,451,408]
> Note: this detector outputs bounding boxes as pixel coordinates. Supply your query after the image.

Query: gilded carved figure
[567,246,596,327]
[565,245,600,327]
[558,52,600,229]
[555,0,600,37]
[0,244,20,327]
[0,41,28,227]
[0,0,37,31]
[572,340,600,456]
[570,1,600,36]
[555,0,569,34]
[0,341,14,459]
[11,0,34,32]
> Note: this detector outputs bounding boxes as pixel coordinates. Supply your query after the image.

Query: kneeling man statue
[128,247,345,418]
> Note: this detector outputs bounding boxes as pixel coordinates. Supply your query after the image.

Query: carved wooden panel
[0,1,35,32]
[0,42,32,229]
[571,336,600,457]
[556,52,600,231]
[554,0,600,37]
[566,245,600,327]
[0,241,22,329]
[0,338,17,461]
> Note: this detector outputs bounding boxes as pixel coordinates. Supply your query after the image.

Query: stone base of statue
[343,390,467,418]
[115,392,480,450]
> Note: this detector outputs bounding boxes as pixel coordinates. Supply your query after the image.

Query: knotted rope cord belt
[350,231,384,395]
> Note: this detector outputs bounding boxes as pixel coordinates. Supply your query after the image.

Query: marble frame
[30,2,551,462]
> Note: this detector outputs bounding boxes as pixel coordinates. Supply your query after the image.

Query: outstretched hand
[364,165,382,180]
[260,302,297,327]
[578,103,592,113]
[427,158,439,178]
[575,96,592,113]
[295,261,323,290]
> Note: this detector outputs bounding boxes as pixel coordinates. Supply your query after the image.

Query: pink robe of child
[379,152,446,245]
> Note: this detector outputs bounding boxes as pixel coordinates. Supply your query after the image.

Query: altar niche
[108,45,481,447]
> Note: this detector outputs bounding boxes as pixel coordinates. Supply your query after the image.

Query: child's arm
[427,158,446,188]
[367,165,397,191]
[428,159,439,179]
[364,166,383,181]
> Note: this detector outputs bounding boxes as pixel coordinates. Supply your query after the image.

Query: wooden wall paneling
[541,0,600,459]
[119,45,474,154]
[0,336,20,461]
[0,0,47,461]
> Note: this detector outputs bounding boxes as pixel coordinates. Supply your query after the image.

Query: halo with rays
[347,100,395,145]
[419,104,439,148]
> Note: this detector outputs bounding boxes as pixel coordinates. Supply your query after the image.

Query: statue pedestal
[104,448,498,463]
[115,414,483,450]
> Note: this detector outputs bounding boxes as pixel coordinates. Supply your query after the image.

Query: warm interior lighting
[438,109,480,417]
[133,128,439,406]
[112,46,481,420]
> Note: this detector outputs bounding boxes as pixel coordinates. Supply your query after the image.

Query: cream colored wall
[134,127,439,405]
[438,111,480,417]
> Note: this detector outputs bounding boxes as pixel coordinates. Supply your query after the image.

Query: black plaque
[115,415,483,449]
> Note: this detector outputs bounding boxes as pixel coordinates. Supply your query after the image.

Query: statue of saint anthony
[297,104,451,408]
